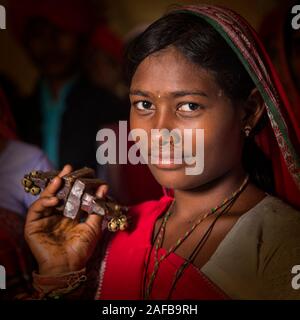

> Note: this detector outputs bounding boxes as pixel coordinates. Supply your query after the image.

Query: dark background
[0,0,287,96]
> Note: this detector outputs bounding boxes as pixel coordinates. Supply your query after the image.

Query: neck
[173,165,248,221]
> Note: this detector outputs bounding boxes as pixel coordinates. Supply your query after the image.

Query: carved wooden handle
[21,167,129,232]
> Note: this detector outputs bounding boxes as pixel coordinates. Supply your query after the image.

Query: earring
[244,125,252,137]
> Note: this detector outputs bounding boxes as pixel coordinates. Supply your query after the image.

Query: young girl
[24,5,300,300]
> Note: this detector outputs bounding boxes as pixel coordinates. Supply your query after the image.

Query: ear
[242,88,265,131]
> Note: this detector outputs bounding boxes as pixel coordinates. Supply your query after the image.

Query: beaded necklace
[143,175,249,299]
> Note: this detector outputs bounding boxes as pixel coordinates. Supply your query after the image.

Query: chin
[148,164,204,191]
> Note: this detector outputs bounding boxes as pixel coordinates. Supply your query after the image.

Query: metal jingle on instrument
[24,187,31,193]
[114,204,121,212]
[30,186,41,196]
[30,170,39,177]
[108,217,120,232]
[22,177,33,188]
[118,214,127,222]
[118,216,128,231]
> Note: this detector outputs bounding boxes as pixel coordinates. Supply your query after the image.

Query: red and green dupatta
[171,5,300,209]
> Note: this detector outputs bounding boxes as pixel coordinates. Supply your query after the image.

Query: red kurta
[97,196,229,300]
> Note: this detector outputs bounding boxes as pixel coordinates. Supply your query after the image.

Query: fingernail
[51,177,58,184]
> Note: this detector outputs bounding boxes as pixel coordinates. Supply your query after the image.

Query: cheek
[202,111,243,169]
[180,109,241,156]
[130,108,153,132]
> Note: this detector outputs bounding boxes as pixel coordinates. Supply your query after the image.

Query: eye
[134,101,154,110]
[178,103,202,112]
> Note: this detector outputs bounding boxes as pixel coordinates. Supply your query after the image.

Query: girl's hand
[25,165,108,275]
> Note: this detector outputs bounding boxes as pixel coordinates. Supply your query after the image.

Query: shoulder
[238,195,300,244]
[3,140,53,171]
[226,195,300,264]
[202,195,300,299]
[6,140,41,155]
[249,196,300,299]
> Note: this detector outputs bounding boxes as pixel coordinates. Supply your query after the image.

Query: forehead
[131,47,219,93]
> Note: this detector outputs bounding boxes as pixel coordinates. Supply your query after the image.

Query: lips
[148,149,184,169]
[150,148,181,159]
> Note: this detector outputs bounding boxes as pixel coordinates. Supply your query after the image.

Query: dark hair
[125,11,274,193]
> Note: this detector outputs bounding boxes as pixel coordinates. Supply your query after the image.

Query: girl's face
[129,46,245,190]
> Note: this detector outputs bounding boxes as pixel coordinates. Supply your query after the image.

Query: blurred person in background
[9,0,125,170]
[0,89,52,217]
[0,90,51,299]
[85,25,129,104]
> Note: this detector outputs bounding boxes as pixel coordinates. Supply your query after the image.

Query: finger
[26,196,59,223]
[95,184,109,198]
[85,214,103,237]
[58,164,73,178]
[85,185,108,235]
[40,176,63,198]
[40,164,72,198]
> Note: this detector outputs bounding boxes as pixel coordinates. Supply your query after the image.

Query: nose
[151,129,182,146]
[151,109,182,147]
[153,104,172,130]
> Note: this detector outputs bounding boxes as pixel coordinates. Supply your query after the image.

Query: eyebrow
[129,90,150,97]
[172,90,208,98]
[129,90,208,98]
